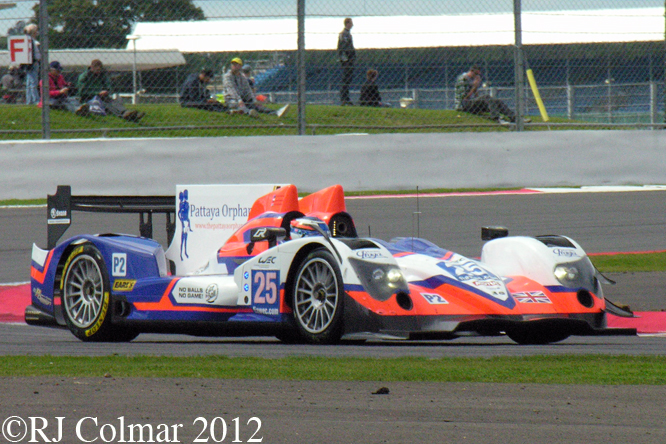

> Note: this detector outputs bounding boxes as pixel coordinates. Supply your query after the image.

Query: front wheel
[291,249,344,344]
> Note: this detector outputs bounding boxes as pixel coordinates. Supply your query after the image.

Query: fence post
[296,0,306,135]
[650,81,658,127]
[513,0,524,132]
[39,0,50,139]
[566,84,574,120]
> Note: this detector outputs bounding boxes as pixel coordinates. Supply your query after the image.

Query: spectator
[359,69,389,108]
[241,65,256,94]
[1,64,24,104]
[39,61,89,115]
[23,24,41,105]
[77,59,144,121]
[223,57,289,118]
[179,68,228,112]
[454,65,526,124]
[337,17,355,106]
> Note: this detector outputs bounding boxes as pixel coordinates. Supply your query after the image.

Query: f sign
[9,36,33,64]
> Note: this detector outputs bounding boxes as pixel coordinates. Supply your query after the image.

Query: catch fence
[0,0,664,138]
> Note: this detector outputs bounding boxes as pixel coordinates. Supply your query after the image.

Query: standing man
[337,17,355,106]
[23,24,41,105]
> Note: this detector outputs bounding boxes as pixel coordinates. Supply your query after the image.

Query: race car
[27,184,635,344]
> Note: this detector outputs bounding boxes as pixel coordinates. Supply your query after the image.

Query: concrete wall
[3,130,665,199]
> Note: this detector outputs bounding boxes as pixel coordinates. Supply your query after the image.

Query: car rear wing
[47,185,175,249]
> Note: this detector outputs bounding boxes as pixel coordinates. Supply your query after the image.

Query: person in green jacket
[77,59,144,121]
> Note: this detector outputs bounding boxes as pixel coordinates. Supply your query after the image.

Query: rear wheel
[291,249,344,344]
[61,244,136,342]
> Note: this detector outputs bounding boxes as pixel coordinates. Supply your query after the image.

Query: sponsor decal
[113,279,136,291]
[355,250,387,260]
[85,292,109,337]
[112,253,127,277]
[512,291,552,304]
[552,248,579,258]
[205,283,219,303]
[190,203,251,221]
[33,287,52,306]
[252,269,280,315]
[50,208,67,219]
[421,292,449,304]
[437,254,508,301]
[176,285,205,300]
[47,207,70,225]
[258,256,276,264]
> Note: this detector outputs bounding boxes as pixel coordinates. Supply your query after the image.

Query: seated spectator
[242,65,256,94]
[455,65,527,124]
[39,61,88,115]
[223,57,289,118]
[77,59,144,121]
[1,64,24,104]
[359,69,389,107]
[179,68,227,112]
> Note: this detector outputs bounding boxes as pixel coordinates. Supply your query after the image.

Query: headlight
[349,258,408,301]
[387,268,404,284]
[554,265,578,281]
[553,258,599,294]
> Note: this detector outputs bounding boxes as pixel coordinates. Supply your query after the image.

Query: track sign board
[8,36,33,65]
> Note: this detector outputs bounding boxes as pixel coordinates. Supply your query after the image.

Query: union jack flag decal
[512,291,552,304]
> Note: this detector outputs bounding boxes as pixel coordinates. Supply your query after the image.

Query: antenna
[412,186,421,250]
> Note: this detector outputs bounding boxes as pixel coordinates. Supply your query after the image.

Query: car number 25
[252,270,279,304]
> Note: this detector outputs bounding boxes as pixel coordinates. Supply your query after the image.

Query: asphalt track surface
[2,190,666,444]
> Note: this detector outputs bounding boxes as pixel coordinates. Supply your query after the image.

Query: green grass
[0,198,46,206]
[0,103,585,140]
[1,355,665,384]
[591,252,666,273]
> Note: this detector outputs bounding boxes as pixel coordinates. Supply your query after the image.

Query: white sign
[8,36,33,65]
[165,184,285,276]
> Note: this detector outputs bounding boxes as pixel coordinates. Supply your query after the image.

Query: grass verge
[0,103,581,140]
[1,355,665,384]
[591,252,666,273]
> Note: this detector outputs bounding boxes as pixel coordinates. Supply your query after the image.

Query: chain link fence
[1,0,664,139]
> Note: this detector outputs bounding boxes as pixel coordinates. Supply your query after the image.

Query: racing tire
[61,244,134,342]
[506,328,570,345]
[291,249,344,344]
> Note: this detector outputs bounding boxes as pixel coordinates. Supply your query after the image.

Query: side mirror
[250,227,286,248]
[481,226,508,241]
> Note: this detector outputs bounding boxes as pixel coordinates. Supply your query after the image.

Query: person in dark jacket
[77,59,143,121]
[359,69,389,107]
[179,68,227,112]
[337,17,355,106]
